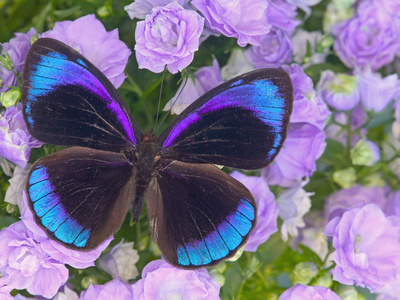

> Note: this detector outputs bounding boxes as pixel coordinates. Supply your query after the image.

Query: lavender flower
[132,259,220,299]
[324,204,400,292]
[277,179,313,241]
[333,1,400,71]
[221,48,254,80]
[246,28,293,68]
[4,164,30,209]
[0,102,43,168]
[192,0,271,47]
[163,59,222,114]
[262,123,326,187]
[267,0,300,35]
[135,2,204,74]
[98,240,140,281]
[20,192,112,269]
[0,221,69,298]
[357,69,399,113]
[318,70,360,111]
[292,29,329,67]
[0,28,37,93]
[80,278,133,299]
[384,190,400,218]
[230,171,278,251]
[282,64,330,130]
[41,14,131,88]
[125,0,189,19]
[279,284,341,300]
[324,184,387,222]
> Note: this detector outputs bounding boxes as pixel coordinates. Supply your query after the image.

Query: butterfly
[21,38,293,269]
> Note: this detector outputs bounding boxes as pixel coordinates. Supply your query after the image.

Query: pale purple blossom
[192,0,271,47]
[385,190,400,218]
[0,157,14,176]
[324,184,387,222]
[125,0,189,19]
[163,59,222,114]
[0,221,69,298]
[80,278,133,300]
[98,240,140,281]
[132,259,220,299]
[221,48,254,80]
[230,171,278,251]
[267,0,300,35]
[276,179,313,241]
[135,2,204,74]
[357,69,399,113]
[0,28,37,93]
[282,64,330,130]
[286,0,323,16]
[333,1,400,71]
[318,70,360,111]
[41,14,131,88]
[262,123,326,187]
[279,284,341,300]
[292,29,328,67]
[4,164,30,208]
[0,102,43,168]
[20,192,112,269]
[246,28,293,68]
[324,204,400,292]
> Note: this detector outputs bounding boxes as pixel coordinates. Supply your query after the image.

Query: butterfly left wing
[26,146,135,250]
[158,68,293,169]
[147,160,256,269]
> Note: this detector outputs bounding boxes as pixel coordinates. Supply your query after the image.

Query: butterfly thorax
[132,129,159,222]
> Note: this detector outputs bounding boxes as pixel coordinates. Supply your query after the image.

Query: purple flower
[292,29,328,67]
[333,1,400,71]
[262,123,326,187]
[0,221,69,298]
[20,192,112,269]
[164,59,222,114]
[221,48,255,80]
[384,190,400,217]
[279,284,341,300]
[246,28,293,68]
[318,70,360,111]
[192,0,271,47]
[357,69,399,113]
[41,14,130,88]
[0,102,43,168]
[80,278,133,299]
[125,0,189,19]
[135,2,204,74]
[324,185,387,222]
[132,259,220,299]
[230,171,278,251]
[282,64,330,130]
[0,28,37,93]
[5,164,30,209]
[267,0,300,35]
[324,204,400,292]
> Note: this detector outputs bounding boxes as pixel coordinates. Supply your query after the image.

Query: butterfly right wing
[22,38,142,152]
[26,146,135,250]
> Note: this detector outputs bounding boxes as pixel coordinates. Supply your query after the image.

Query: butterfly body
[22,38,293,269]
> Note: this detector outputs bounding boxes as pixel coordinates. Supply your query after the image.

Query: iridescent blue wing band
[22,38,142,152]
[147,161,256,269]
[158,69,293,169]
[26,147,135,250]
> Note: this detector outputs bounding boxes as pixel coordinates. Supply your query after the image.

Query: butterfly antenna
[156,74,190,132]
[154,66,167,130]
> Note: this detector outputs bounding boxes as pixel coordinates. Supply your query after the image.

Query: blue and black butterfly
[21,38,293,269]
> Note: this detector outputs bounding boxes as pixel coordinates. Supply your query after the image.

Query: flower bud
[0,87,21,107]
[351,139,380,166]
[333,167,357,189]
[292,262,318,285]
[0,52,14,70]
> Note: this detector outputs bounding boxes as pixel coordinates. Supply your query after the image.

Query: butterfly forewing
[22,38,142,152]
[158,68,293,169]
[26,147,135,250]
[147,161,256,269]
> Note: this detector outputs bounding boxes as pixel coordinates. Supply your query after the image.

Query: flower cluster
[2,0,400,299]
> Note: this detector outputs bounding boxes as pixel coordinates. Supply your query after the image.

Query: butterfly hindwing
[158,68,293,169]
[26,146,135,250]
[22,38,142,152]
[147,160,256,269]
